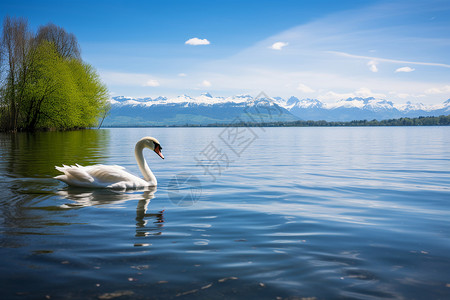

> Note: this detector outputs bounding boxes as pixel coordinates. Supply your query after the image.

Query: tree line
[0,16,109,132]
[162,114,449,128]
[231,115,450,127]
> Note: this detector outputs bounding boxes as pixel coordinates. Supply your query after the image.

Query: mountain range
[102,93,450,126]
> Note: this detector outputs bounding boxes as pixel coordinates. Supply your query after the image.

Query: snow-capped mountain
[104,93,297,126]
[103,94,449,126]
[283,96,449,121]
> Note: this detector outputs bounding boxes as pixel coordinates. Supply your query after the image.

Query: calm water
[0,127,449,299]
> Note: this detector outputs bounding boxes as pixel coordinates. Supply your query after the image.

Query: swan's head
[140,137,164,159]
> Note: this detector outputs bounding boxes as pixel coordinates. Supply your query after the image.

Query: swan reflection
[56,186,157,208]
[136,198,164,238]
[56,186,165,241]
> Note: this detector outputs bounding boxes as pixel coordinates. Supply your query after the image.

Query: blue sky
[1,0,450,104]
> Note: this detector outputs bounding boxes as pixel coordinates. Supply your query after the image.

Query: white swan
[55,137,164,189]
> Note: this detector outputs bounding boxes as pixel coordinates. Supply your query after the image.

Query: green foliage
[21,41,78,129]
[0,17,109,131]
[67,59,109,128]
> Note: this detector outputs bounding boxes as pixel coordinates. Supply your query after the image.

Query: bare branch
[36,23,81,60]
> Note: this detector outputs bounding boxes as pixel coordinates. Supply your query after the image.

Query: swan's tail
[54,164,95,184]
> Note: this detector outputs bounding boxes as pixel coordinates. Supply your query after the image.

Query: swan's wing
[55,164,147,189]
[83,165,138,184]
[55,164,95,186]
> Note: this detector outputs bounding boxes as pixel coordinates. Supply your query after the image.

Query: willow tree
[21,41,78,130]
[67,59,109,128]
[0,16,109,131]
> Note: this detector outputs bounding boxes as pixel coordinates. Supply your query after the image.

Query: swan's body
[55,137,164,189]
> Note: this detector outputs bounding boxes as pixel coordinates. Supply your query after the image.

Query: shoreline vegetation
[0,16,109,132]
[101,114,450,128]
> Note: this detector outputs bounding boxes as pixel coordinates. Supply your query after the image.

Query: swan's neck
[135,141,157,185]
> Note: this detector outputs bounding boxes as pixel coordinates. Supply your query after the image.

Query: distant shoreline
[100,114,450,128]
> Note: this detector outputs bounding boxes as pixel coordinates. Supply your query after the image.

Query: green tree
[21,41,78,130]
[0,16,109,132]
[67,59,109,128]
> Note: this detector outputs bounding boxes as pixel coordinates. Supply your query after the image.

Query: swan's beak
[154,144,164,159]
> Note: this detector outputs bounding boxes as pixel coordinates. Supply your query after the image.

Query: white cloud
[368,60,378,72]
[354,87,386,98]
[321,87,386,101]
[395,67,415,73]
[395,93,410,99]
[178,73,187,77]
[201,80,211,87]
[425,85,450,94]
[270,42,288,50]
[100,71,160,87]
[143,79,160,87]
[389,91,427,99]
[185,38,210,46]
[297,83,315,93]
[321,91,355,101]
[328,51,450,68]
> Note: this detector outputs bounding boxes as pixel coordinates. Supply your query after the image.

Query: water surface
[0,127,449,299]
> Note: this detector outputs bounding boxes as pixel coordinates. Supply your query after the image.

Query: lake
[0,127,449,299]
